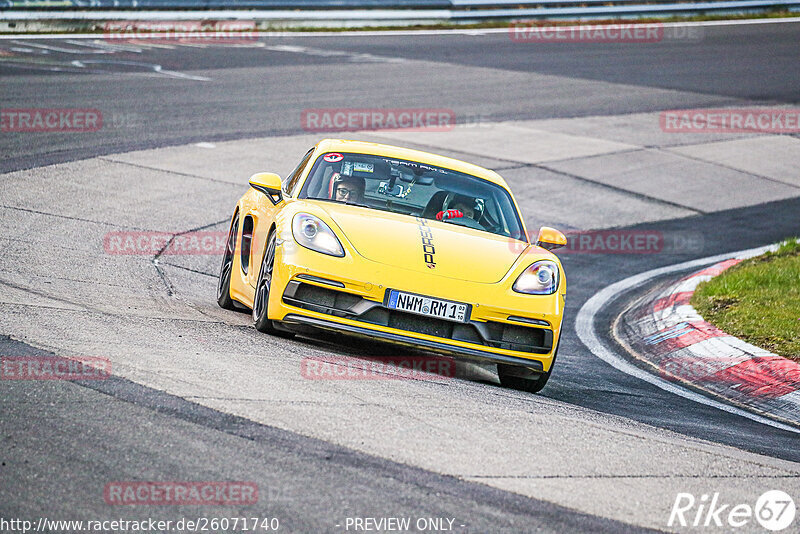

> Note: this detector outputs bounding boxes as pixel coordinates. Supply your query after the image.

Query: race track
[1,20,800,532]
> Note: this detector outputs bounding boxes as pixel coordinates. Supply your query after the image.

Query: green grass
[692,238,800,361]
[254,11,800,32]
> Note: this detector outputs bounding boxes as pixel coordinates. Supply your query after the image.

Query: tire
[216,213,238,310]
[497,344,558,394]
[497,367,551,393]
[252,229,285,335]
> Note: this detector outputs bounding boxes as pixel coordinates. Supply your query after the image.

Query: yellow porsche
[217,139,567,393]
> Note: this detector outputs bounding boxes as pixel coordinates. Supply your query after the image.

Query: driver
[331,174,365,204]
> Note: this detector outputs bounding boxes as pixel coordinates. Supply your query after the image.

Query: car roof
[314,139,511,190]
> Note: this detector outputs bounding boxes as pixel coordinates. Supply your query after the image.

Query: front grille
[283,281,552,354]
[390,311,454,338]
[359,307,454,337]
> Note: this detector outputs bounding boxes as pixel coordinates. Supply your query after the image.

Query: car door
[244,147,316,289]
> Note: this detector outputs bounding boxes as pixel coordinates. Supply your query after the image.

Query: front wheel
[252,230,283,334]
[216,213,238,310]
[497,367,551,393]
[497,345,558,394]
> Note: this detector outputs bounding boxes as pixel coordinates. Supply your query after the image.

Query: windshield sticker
[352,162,374,173]
[323,153,344,163]
[387,159,446,174]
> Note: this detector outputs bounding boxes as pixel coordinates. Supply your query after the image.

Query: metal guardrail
[1,0,798,23]
[453,0,800,18]
[0,0,446,7]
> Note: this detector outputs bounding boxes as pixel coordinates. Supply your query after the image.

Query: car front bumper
[267,239,564,372]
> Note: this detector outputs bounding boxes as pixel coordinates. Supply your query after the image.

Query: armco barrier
[2,0,451,7]
[1,0,799,22]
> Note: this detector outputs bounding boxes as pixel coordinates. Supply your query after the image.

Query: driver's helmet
[331,173,365,203]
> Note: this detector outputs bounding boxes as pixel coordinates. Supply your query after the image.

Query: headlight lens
[292,213,345,257]
[512,260,559,295]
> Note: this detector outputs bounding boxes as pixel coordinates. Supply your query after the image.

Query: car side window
[282,148,315,196]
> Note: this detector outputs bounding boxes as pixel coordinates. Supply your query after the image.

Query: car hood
[319,202,527,283]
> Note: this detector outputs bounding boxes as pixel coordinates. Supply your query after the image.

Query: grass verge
[254,11,800,32]
[692,239,800,361]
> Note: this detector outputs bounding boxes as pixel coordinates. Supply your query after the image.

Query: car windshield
[299,152,526,240]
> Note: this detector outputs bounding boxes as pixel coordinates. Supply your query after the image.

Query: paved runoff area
[2,109,800,531]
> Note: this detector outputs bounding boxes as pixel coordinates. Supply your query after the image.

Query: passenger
[437,194,478,221]
[450,195,476,220]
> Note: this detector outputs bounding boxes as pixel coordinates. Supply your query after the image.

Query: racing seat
[422,191,448,219]
[327,172,341,198]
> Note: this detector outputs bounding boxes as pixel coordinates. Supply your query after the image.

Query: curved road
[1,20,800,532]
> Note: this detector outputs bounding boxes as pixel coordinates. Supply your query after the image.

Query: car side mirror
[249,172,283,205]
[535,226,567,251]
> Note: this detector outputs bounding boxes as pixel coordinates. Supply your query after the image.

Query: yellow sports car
[217,139,567,393]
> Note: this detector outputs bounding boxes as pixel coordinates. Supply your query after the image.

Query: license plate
[387,290,469,323]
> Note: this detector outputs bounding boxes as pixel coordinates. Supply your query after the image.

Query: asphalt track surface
[1,21,800,533]
[1,20,799,172]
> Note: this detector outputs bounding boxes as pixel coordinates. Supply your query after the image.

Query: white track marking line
[264,44,405,63]
[68,58,211,80]
[9,39,113,53]
[65,39,144,53]
[7,47,46,53]
[1,17,799,40]
[0,61,87,73]
[575,244,800,434]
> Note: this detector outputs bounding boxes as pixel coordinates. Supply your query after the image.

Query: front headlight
[512,260,559,295]
[292,213,345,257]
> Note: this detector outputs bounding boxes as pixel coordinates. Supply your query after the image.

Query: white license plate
[387,290,468,323]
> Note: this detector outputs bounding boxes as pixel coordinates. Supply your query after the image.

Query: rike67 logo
[669,490,796,531]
